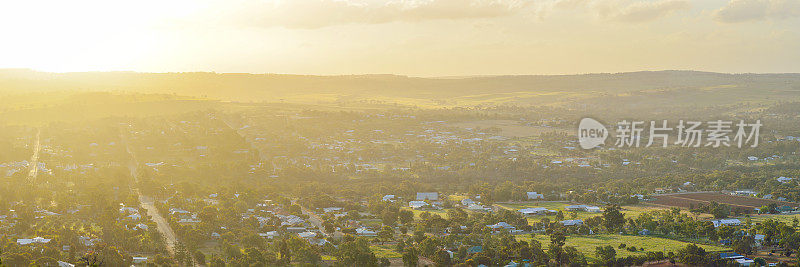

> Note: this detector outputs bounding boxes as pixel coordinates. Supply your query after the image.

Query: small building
[356,227,377,237]
[461,198,476,206]
[466,204,492,212]
[638,229,651,235]
[409,201,428,209]
[518,207,555,216]
[560,220,584,226]
[711,219,742,228]
[487,222,516,232]
[416,192,439,201]
[527,192,544,200]
[17,237,51,245]
[382,195,396,202]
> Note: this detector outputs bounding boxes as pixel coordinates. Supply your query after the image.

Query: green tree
[595,245,616,265]
[336,237,378,267]
[676,244,706,266]
[402,247,419,267]
[603,205,626,233]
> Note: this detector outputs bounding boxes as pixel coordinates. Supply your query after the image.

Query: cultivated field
[650,192,799,213]
[515,234,727,261]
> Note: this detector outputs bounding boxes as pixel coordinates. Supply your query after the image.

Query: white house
[486,222,516,232]
[560,220,584,226]
[466,204,492,212]
[526,192,544,200]
[258,231,280,239]
[298,231,317,238]
[409,201,428,209]
[777,177,794,183]
[382,195,396,202]
[518,207,555,216]
[711,219,742,228]
[17,237,51,245]
[356,227,377,237]
[461,198,476,206]
[323,207,343,213]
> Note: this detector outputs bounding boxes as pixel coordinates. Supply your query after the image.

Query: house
[585,206,603,213]
[566,205,602,212]
[356,227,377,237]
[58,261,75,267]
[487,222,516,232]
[17,237,51,245]
[560,220,583,226]
[711,219,742,228]
[416,192,439,201]
[461,198,476,206]
[132,257,148,264]
[323,207,343,213]
[518,207,555,216]
[409,201,428,209]
[719,252,744,260]
[258,231,279,239]
[526,192,544,200]
[735,258,755,266]
[732,190,757,196]
[382,195,396,202]
[298,231,317,238]
[777,205,795,213]
[747,156,758,161]
[466,204,492,212]
[777,176,794,183]
[754,234,766,247]
[639,229,651,235]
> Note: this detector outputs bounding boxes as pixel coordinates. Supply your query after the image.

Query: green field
[515,234,728,261]
[371,244,403,258]
[497,202,713,225]
[403,207,451,220]
[745,213,800,224]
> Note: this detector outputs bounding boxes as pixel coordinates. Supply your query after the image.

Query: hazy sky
[1,0,799,76]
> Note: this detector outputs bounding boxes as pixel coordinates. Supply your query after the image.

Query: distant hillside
[2,69,800,107]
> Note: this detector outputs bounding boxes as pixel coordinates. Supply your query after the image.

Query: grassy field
[371,244,403,259]
[402,207,451,220]
[515,234,728,261]
[745,213,800,224]
[497,202,713,224]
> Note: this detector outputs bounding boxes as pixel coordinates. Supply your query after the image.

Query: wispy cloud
[224,0,531,29]
[713,0,800,23]
[595,0,691,23]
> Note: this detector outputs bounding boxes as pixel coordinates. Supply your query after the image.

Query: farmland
[649,192,800,213]
[515,234,728,261]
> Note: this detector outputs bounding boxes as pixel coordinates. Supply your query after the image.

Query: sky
[1,0,799,76]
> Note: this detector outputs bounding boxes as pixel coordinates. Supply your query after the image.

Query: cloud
[547,0,691,23]
[592,0,691,23]
[713,0,800,23]
[225,0,532,29]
